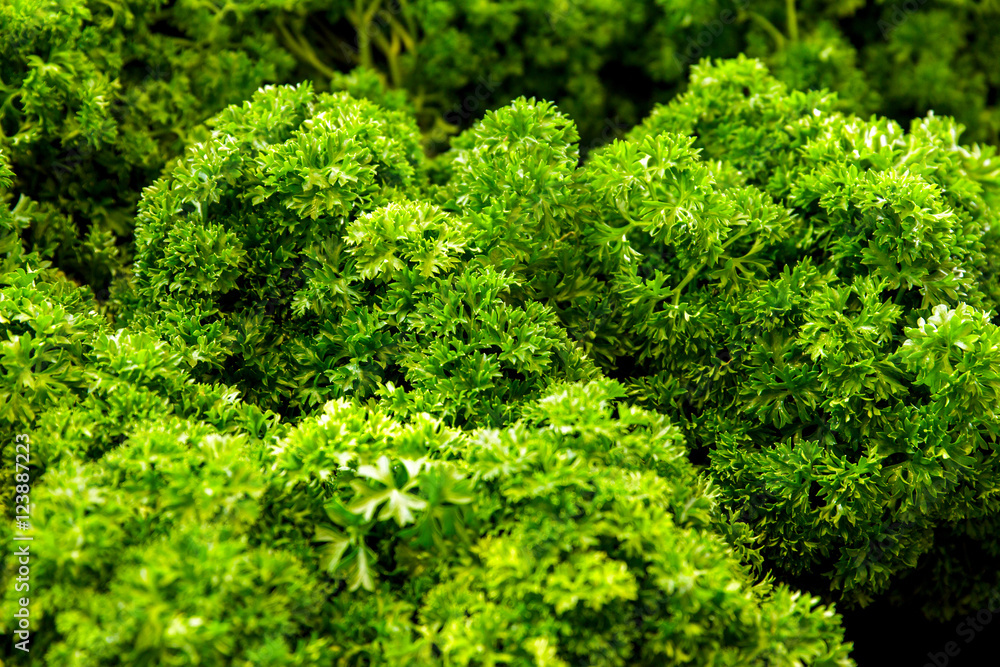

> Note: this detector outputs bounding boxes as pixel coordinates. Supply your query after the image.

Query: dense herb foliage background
[3,1,1000,665]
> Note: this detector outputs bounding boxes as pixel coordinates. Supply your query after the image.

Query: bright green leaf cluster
[5,0,1000,301]
[6,8,1000,658]
[124,85,597,425]
[0,0,297,290]
[257,379,853,665]
[569,56,1000,614]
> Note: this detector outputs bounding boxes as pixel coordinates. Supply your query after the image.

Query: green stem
[721,227,751,251]
[387,33,403,89]
[746,11,786,49]
[673,260,707,305]
[397,0,418,44]
[370,30,403,88]
[786,0,799,42]
[385,13,416,53]
[410,89,426,114]
[353,0,372,69]
[0,87,22,126]
[314,22,363,65]
[894,286,907,304]
[275,16,341,78]
[364,2,414,88]
[352,0,385,70]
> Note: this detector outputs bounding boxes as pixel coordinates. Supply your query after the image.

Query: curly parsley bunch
[125,84,596,424]
[257,378,853,666]
[571,56,1000,617]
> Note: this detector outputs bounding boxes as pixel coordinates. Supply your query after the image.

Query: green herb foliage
[571,56,1000,615]
[3,12,1000,660]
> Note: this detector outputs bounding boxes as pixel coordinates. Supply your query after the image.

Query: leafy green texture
[569,56,1000,614]
[263,0,1000,150]
[258,379,853,665]
[0,259,279,547]
[0,0,298,291]
[124,85,597,424]
[0,418,329,666]
[5,0,1000,301]
[5,6,1000,659]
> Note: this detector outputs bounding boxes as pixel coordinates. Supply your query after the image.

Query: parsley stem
[673,260,706,305]
[786,0,799,42]
[746,11,785,49]
[275,16,341,78]
[352,0,385,70]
